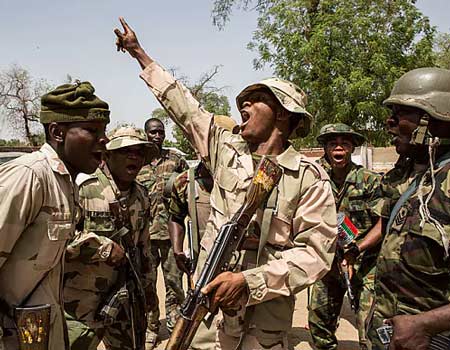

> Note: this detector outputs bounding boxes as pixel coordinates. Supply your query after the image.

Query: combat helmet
[317,123,365,147]
[106,126,152,150]
[383,67,450,121]
[236,77,313,138]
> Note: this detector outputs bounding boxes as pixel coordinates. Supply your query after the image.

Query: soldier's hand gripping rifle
[166,157,282,350]
[337,212,359,312]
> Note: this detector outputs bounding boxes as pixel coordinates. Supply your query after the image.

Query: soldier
[0,81,109,349]
[361,67,450,350]
[169,115,236,278]
[168,116,236,350]
[136,117,189,348]
[115,17,337,350]
[64,126,157,350]
[308,123,381,350]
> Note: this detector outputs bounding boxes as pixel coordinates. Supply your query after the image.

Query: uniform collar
[98,163,139,201]
[276,145,302,171]
[40,143,71,176]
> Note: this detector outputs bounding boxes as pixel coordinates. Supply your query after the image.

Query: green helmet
[383,67,450,121]
[236,77,313,138]
[317,123,365,146]
[106,126,151,151]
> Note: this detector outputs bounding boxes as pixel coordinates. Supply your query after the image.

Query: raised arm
[114,17,223,169]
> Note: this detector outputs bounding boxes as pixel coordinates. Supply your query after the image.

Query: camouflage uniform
[137,149,188,335]
[309,156,381,350]
[64,127,152,350]
[368,155,450,349]
[366,68,450,349]
[0,144,80,350]
[139,63,337,349]
[0,81,109,350]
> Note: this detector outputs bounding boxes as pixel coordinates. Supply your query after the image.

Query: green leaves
[212,0,439,147]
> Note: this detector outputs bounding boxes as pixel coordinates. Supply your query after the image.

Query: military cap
[317,123,365,146]
[40,81,110,124]
[236,77,313,138]
[106,126,151,151]
[383,67,450,122]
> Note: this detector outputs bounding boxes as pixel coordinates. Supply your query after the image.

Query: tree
[434,32,450,69]
[211,0,436,147]
[151,66,231,159]
[0,65,52,145]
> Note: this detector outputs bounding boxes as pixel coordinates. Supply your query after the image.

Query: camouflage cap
[236,77,313,138]
[317,123,365,146]
[106,126,150,151]
[40,81,110,124]
[213,115,237,131]
[383,67,450,122]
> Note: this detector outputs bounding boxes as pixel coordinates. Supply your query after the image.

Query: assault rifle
[337,213,359,312]
[166,157,282,350]
[105,201,147,350]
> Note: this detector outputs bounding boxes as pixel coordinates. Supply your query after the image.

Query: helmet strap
[411,114,431,145]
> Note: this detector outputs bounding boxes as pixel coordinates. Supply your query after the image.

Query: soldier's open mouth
[332,154,345,161]
[126,164,138,172]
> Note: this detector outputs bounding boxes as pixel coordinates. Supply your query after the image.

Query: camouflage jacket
[169,166,212,242]
[140,62,337,332]
[64,164,151,327]
[137,149,188,240]
[0,143,79,350]
[373,152,450,321]
[318,157,381,244]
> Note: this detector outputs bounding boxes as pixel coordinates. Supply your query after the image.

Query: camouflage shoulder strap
[188,167,200,261]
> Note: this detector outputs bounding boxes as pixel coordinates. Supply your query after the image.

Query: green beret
[40,81,110,124]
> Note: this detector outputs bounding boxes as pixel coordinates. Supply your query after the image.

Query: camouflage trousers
[65,312,139,350]
[308,257,375,350]
[366,308,390,350]
[147,239,184,334]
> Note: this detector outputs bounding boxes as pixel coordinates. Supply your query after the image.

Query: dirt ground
[98,266,359,350]
[148,268,359,350]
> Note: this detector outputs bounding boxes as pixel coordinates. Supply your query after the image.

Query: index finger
[119,16,130,33]
[201,276,222,295]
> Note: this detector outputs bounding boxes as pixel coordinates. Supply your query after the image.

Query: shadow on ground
[288,326,359,350]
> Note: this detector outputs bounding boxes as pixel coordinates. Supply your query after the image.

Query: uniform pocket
[275,196,294,224]
[216,166,238,192]
[34,218,74,271]
[400,223,449,276]
[347,200,372,230]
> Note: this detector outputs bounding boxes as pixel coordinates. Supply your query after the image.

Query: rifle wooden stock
[166,157,282,350]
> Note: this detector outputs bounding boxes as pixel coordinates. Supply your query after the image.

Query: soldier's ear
[48,122,66,143]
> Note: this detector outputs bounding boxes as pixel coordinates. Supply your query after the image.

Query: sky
[0,0,448,139]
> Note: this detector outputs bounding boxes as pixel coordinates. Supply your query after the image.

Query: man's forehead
[326,135,354,143]
[61,120,107,128]
[147,121,164,130]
